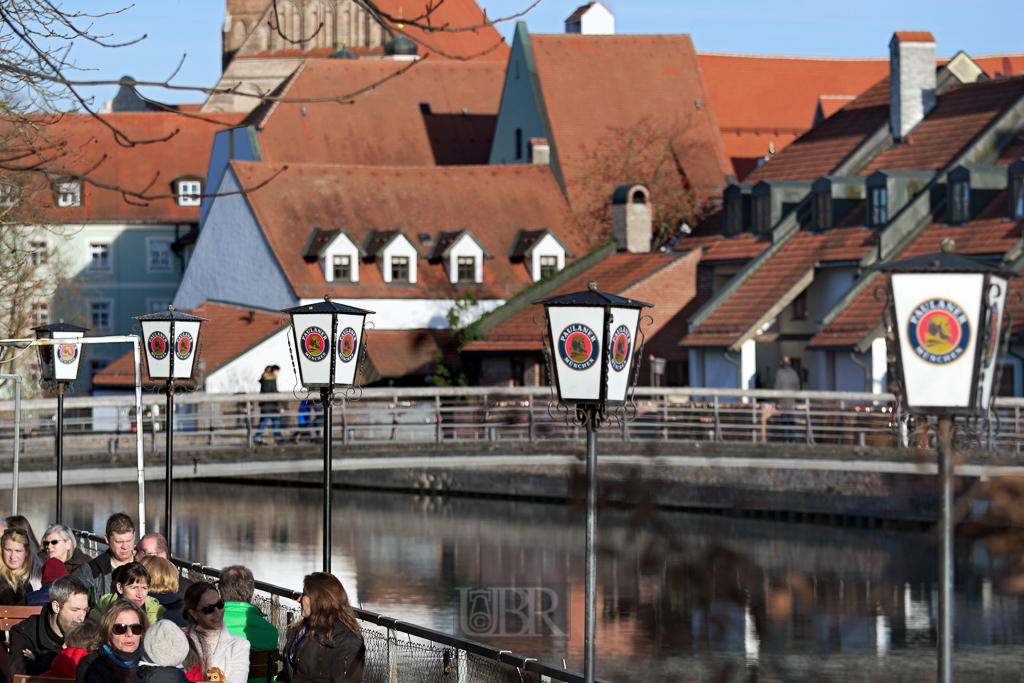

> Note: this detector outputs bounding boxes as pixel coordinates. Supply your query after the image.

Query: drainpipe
[850,351,872,393]
[723,351,743,390]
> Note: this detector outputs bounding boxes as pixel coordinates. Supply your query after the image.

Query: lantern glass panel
[890,272,985,411]
[978,275,1009,408]
[605,307,640,405]
[140,320,173,379]
[332,313,366,386]
[172,320,202,379]
[291,312,334,387]
[50,331,84,382]
[547,305,606,404]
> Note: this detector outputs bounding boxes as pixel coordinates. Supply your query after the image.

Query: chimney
[889,32,936,141]
[565,2,614,35]
[529,138,550,165]
[611,184,652,254]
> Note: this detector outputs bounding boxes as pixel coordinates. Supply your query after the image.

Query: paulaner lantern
[33,320,89,525]
[133,305,208,544]
[282,295,374,572]
[874,238,1017,683]
[533,281,652,683]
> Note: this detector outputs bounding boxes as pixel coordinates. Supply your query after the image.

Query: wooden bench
[1,606,42,631]
[248,649,280,683]
[14,675,74,683]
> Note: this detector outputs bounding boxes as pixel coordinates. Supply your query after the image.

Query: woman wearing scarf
[277,573,364,683]
[182,582,249,683]
[75,599,148,683]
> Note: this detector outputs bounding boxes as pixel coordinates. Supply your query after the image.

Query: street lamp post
[133,306,207,545]
[875,239,1015,683]
[32,320,88,524]
[283,295,373,573]
[533,281,651,683]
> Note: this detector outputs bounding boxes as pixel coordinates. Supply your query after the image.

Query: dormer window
[457,256,475,283]
[813,191,832,231]
[869,186,887,227]
[56,179,81,208]
[950,179,970,224]
[391,256,410,282]
[752,194,770,233]
[332,255,351,281]
[723,197,742,236]
[177,179,202,207]
[1013,174,1024,220]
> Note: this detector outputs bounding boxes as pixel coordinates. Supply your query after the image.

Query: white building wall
[204,328,297,394]
[579,3,614,35]
[298,297,505,329]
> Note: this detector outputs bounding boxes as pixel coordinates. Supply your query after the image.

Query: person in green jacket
[220,566,280,683]
[88,562,164,626]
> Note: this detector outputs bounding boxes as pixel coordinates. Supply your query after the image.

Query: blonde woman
[0,526,42,605]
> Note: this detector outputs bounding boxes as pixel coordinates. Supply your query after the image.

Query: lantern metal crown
[282,295,375,391]
[874,239,1017,416]
[533,281,652,411]
[32,320,89,384]
[133,306,208,381]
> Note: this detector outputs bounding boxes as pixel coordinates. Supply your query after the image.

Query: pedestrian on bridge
[255,366,283,445]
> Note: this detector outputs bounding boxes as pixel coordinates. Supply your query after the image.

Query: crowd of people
[0,514,364,683]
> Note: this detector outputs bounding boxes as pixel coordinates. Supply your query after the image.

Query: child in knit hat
[138,620,191,683]
[42,620,98,678]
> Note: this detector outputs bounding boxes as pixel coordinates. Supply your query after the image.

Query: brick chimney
[611,184,651,253]
[889,31,936,141]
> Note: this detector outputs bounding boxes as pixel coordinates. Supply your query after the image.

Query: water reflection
[4,481,1024,681]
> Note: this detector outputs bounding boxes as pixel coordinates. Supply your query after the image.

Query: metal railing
[74,531,608,683]
[6,386,1024,458]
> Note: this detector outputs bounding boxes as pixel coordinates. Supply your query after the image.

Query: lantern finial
[587,281,597,292]
[324,294,332,303]
[58,318,64,324]
[941,238,956,253]
[168,304,174,312]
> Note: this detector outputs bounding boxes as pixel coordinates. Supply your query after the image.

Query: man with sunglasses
[79,512,136,597]
[9,575,89,676]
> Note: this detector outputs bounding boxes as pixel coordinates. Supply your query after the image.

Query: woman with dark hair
[75,598,148,683]
[182,582,249,683]
[90,563,164,625]
[277,573,364,683]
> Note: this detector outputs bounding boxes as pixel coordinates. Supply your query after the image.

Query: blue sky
[66,0,1023,107]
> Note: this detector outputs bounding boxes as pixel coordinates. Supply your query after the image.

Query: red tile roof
[861,76,1024,175]
[680,222,878,348]
[745,76,891,182]
[13,111,242,224]
[247,59,504,167]
[464,252,694,353]
[527,34,732,201]
[92,301,288,388]
[230,161,584,300]
[670,208,772,261]
[810,192,1023,348]
[974,54,1024,78]
[363,329,458,380]
[697,53,888,175]
[893,32,935,43]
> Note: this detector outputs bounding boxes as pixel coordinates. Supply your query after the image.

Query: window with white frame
[177,179,202,207]
[56,180,81,208]
[29,301,49,327]
[89,300,112,332]
[333,255,351,281]
[0,183,19,206]
[149,240,172,270]
[391,256,409,282]
[539,255,558,279]
[457,256,475,283]
[29,239,48,266]
[89,242,111,271]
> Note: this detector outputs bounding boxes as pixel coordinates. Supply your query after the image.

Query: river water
[5,480,1024,682]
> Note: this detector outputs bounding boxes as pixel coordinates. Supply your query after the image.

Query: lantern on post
[874,238,1016,683]
[282,295,373,573]
[533,281,652,683]
[33,320,88,525]
[133,306,207,545]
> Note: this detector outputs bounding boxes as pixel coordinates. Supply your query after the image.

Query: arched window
[631,190,646,204]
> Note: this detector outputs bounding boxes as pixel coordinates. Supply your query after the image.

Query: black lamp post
[874,239,1015,683]
[32,320,88,524]
[133,306,207,545]
[533,281,651,683]
[282,295,373,573]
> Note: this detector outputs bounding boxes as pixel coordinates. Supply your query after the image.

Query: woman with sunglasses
[77,598,148,683]
[0,526,42,605]
[41,524,91,577]
[5,516,40,551]
[182,581,249,683]
[278,573,364,683]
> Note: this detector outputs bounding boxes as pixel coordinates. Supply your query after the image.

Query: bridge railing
[74,530,607,683]
[4,387,1024,457]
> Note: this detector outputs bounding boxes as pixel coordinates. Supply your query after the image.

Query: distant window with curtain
[813,192,832,231]
[950,180,970,223]
[869,187,888,227]
[723,197,742,236]
[753,195,770,234]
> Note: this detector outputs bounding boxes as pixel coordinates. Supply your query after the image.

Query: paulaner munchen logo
[907,298,970,365]
[454,584,568,639]
[338,327,357,363]
[301,326,329,362]
[558,324,599,371]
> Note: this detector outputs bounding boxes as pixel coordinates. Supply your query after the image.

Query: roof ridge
[697,51,889,62]
[254,60,307,129]
[200,299,289,316]
[231,159,555,172]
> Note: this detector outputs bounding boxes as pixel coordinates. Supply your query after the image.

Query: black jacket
[66,547,92,577]
[259,374,280,412]
[151,591,187,628]
[277,621,364,683]
[76,649,139,683]
[9,606,64,676]
[79,552,116,596]
[137,664,189,683]
[0,580,29,606]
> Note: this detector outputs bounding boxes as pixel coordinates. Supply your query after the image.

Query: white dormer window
[57,180,81,208]
[526,232,567,282]
[381,233,418,284]
[445,232,486,284]
[177,179,202,207]
[321,231,360,283]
